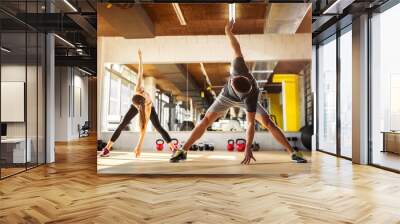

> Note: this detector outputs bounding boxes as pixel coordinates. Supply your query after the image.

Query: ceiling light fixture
[256,80,269,83]
[229,3,236,22]
[54,34,75,48]
[63,0,78,12]
[78,67,93,76]
[323,0,354,15]
[252,70,274,74]
[172,3,186,26]
[1,47,11,53]
[200,63,216,98]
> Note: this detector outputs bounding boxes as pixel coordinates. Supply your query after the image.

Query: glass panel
[1,30,28,177]
[27,30,38,169]
[0,1,46,178]
[38,32,45,165]
[371,4,400,171]
[340,29,352,158]
[318,37,337,154]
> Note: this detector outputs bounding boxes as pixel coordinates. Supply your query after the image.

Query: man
[170,21,307,164]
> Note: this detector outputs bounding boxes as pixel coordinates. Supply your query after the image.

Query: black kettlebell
[209,144,214,151]
[204,144,210,151]
[198,143,205,151]
[252,142,260,151]
[190,144,199,151]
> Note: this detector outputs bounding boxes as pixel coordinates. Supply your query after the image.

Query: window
[339,28,352,158]
[120,80,133,115]
[370,3,400,171]
[161,93,170,129]
[317,36,337,154]
[108,74,121,120]
[103,65,136,131]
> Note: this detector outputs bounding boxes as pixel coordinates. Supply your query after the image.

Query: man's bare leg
[182,112,222,151]
[255,113,294,154]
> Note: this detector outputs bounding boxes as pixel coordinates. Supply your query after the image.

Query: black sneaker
[291,151,307,163]
[170,149,187,163]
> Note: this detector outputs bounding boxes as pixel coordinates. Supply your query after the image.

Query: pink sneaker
[99,147,110,157]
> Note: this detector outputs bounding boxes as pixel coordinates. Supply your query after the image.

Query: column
[352,14,369,164]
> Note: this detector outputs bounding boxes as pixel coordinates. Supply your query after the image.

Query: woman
[99,50,175,158]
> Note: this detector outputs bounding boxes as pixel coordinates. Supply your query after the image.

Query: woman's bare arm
[135,49,144,92]
[134,128,146,157]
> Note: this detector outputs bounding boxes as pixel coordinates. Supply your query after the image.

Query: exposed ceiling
[127,64,183,97]
[0,0,97,75]
[265,3,311,33]
[127,63,210,107]
[98,3,312,103]
[311,0,390,43]
[142,3,266,36]
[98,3,312,37]
[98,4,154,38]
[188,63,231,89]
[97,3,266,37]
[296,5,313,33]
[273,60,310,74]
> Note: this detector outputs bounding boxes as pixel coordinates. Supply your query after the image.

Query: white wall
[1,64,46,163]
[1,65,26,138]
[54,67,89,141]
[1,65,41,139]
[71,73,89,138]
[55,67,69,141]
[100,34,312,64]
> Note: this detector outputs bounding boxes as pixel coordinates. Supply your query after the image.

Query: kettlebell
[190,144,198,151]
[252,142,260,151]
[209,143,215,151]
[204,144,210,151]
[171,138,179,150]
[236,139,246,152]
[198,143,205,151]
[156,139,164,151]
[227,139,235,152]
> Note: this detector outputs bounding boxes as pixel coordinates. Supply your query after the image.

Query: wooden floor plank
[0,135,399,224]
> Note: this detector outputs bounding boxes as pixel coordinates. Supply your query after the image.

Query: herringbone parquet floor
[1,135,400,224]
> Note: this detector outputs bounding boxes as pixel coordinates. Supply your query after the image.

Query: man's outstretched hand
[241,149,256,165]
[225,20,234,34]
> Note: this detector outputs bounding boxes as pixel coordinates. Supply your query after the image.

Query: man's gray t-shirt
[221,57,259,112]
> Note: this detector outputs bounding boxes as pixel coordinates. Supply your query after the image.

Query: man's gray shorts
[207,94,269,117]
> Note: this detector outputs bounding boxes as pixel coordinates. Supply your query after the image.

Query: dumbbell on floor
[190,144,198,151]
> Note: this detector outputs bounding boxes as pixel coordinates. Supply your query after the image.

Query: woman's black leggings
[110,105,172,143]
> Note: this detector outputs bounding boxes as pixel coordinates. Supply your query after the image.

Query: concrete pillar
[144,76,157,131]
[311,45,317,150]
[97,37,105,138]
[46,33,55,163]
[352,14,369,164]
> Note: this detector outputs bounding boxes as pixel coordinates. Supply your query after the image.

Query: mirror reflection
[102,61,310,133]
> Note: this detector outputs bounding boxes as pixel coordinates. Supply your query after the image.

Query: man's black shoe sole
[294,158,308,163]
